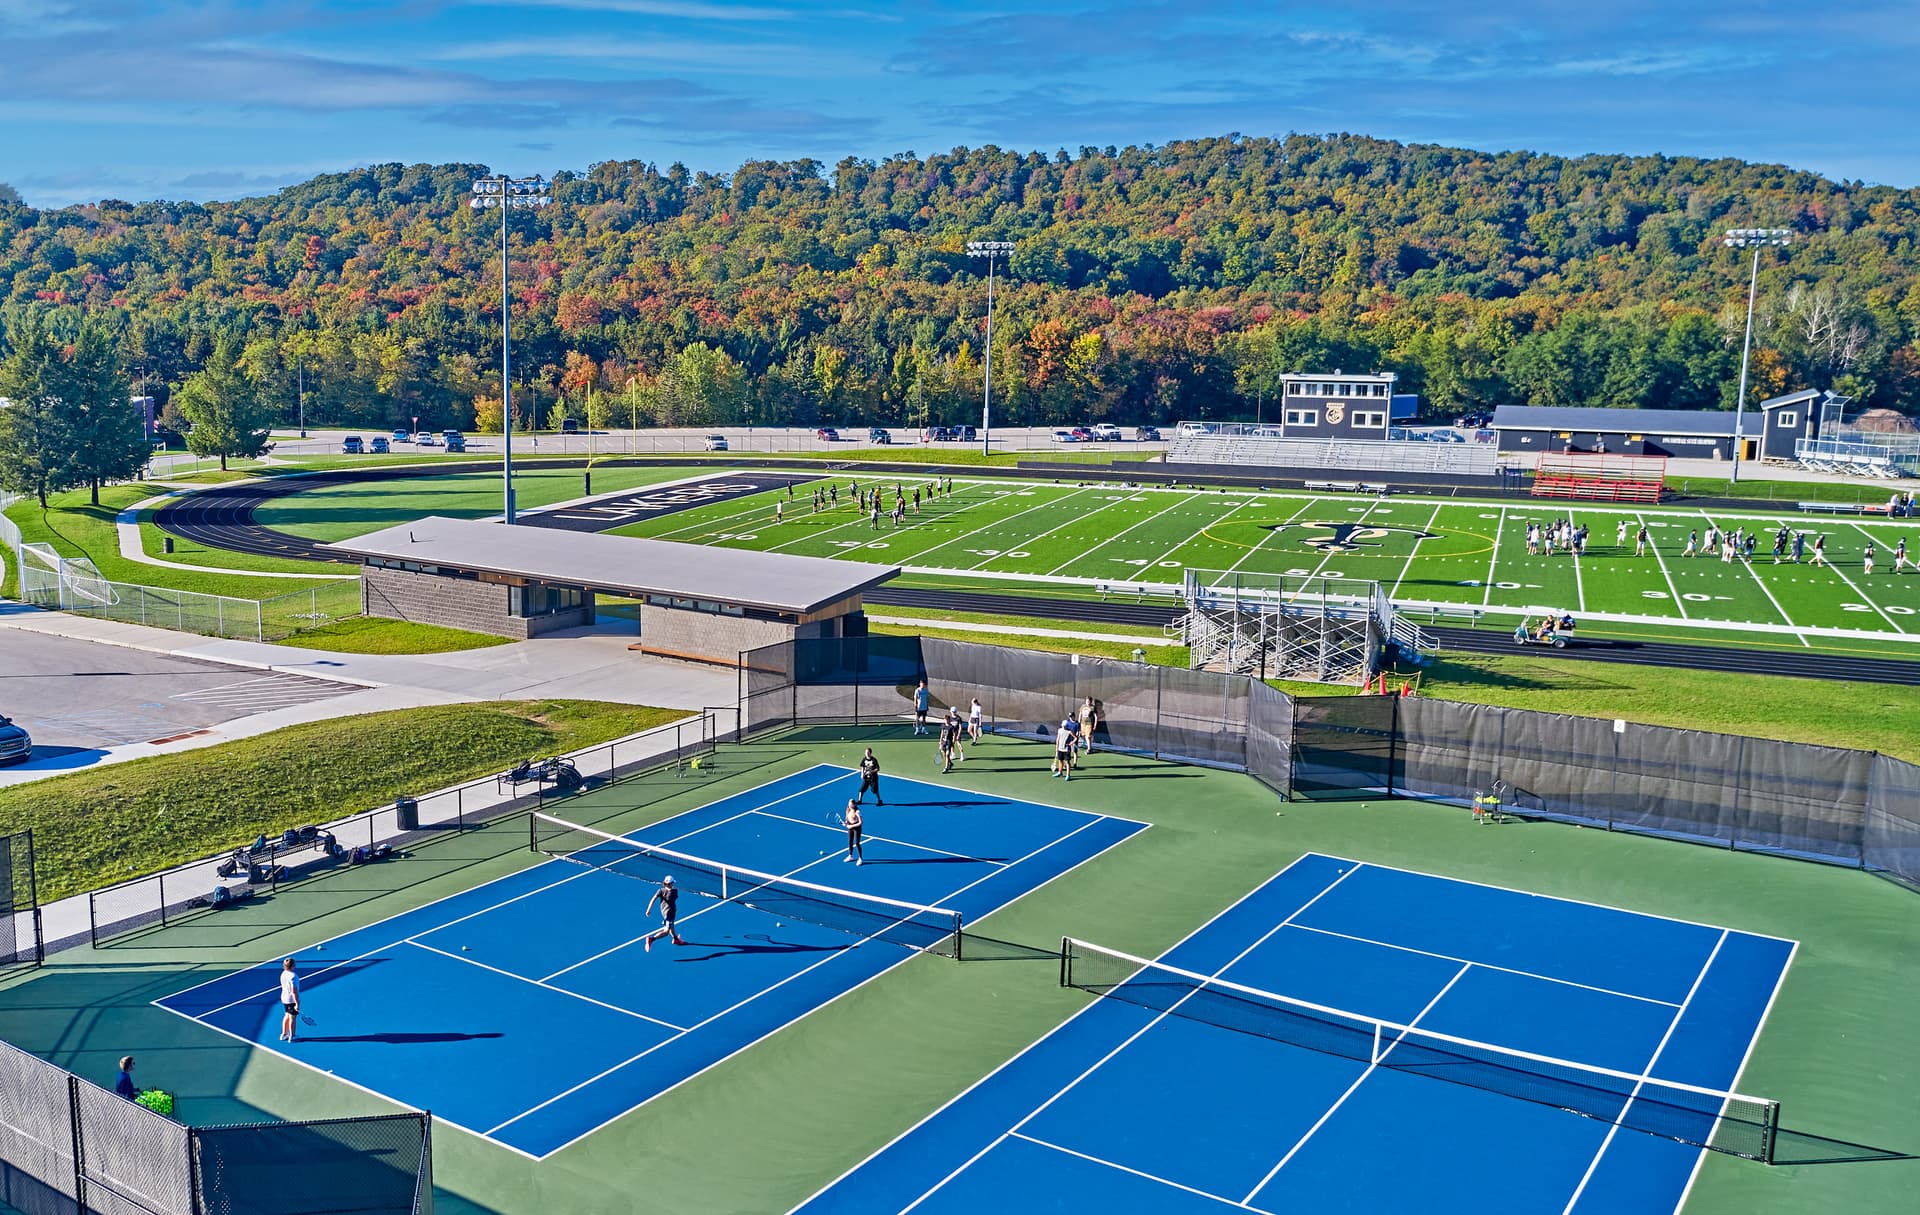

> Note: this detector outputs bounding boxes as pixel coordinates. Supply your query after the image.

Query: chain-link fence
[739,634,1920,894]
[84,711,730,948]
[0,1038,431,1215]
[8,557,364,644]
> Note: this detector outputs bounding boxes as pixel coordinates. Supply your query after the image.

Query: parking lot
[0,629,355,774]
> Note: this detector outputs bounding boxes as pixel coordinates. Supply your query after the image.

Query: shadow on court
[1772,1125,1917,1166]
[673,934,848,962]
[956,934,1060,964]
[297,1031,507,1045]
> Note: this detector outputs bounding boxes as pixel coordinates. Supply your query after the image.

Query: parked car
[1070,426,1094,442]
[1177,422,1212,437]
[415,432,439,446]
[923,426,952,442]
[1091,423,1121,441]
[391,428,410,441]
[958,425,978,442]
[0,714,31,766]
[815,427,840,442]
[1051,429,1082,443]
[561,418,581,435]
[704,434,729,451]
[1134,425,1161,441]
[341,435,365,454]
[867,427,892,445]
[444,433,467,452]
[369,436,391,454]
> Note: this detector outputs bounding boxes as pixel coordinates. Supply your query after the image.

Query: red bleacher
[1530,453,1667,504]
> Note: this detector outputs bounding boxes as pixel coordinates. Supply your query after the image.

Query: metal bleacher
[1165,429,1502,475]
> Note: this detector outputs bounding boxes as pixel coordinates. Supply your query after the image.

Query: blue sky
[1,0,1913,208]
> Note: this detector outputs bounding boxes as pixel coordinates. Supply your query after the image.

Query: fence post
[217,597,224,637]
[158,870,168,927]
[1153,666,1163,760]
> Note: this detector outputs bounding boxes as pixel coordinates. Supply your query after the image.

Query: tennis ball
[461,945,470,952]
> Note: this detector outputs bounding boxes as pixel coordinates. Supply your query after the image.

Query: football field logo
[1269,521,1439,553]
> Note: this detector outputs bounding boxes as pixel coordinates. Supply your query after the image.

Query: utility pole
[966,241,1016,455]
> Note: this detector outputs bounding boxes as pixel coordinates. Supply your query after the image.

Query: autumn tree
[173,340,274,470]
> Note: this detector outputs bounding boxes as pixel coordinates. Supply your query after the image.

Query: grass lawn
[1379,651,1920,760]
[269,615,512,654]
[0,699,685,902]
[4,485,343,600]
[873,620,1189,666]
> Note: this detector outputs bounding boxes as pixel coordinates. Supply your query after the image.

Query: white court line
[750,808,1011,865]
[1146,493,1281,575]
[897,862,1363,1214]
[166,765,848,1016]
[495,805,1133,1150]
[1669,938,1799,1215]
[1312,852,1798,948]
[1284,922,1681,1008]
[410,940,689,1031]
[1243,961,1471,1204]
[1389,502,1445,600]
[1010,1132,1260,1211]
[782,852,1332,1214]
[1558,930,1730,1215]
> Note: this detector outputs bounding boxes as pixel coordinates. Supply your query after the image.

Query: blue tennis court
[797,853,1795,1215]
[155,764,1144,1158]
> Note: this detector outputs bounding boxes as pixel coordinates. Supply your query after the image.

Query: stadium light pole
[470,173,552,523]
[967,241,1016,455]
[1722,227,1792,484]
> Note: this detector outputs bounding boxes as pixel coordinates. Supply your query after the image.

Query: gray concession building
[1491,391,1822,462]
[327,516,897,664]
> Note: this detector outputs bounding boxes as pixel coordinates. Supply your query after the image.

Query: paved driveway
[0,629,354,773]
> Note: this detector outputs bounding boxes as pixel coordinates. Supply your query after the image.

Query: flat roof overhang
[327,516,899,616]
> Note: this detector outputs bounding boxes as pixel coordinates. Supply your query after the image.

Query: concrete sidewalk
[0,606,736,787]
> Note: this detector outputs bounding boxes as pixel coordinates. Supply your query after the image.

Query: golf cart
[1513,613,1577,648]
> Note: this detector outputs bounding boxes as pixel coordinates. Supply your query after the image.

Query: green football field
[601,474,1920,650]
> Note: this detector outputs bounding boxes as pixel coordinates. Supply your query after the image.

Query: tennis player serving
[642,875,684,951]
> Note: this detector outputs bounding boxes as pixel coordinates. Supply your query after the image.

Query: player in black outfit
[856,748,883,804]
[643,875,683,950]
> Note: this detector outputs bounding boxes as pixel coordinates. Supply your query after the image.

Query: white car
[1091,423,1121,441]
[1051,429,1082,443]
[704,434,729,451]
[415,432,439,446]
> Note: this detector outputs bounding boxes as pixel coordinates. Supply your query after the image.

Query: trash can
[395,796,419,831]
[163,537,174,553]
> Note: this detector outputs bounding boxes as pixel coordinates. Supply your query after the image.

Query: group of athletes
[770,476,958,529]
[1522,515,1914,572]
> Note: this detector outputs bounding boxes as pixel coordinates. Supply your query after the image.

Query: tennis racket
[826,806,848,828]
[300,1012,316,1027]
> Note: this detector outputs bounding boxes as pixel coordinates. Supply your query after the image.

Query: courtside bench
[1798,500,1894,515]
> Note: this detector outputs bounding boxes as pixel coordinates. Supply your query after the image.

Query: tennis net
[1060,936,1779,1163]
[531,812,963,958]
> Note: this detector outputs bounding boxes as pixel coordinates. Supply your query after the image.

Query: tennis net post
[1059,936,1780,1163]
[532,811,964,958]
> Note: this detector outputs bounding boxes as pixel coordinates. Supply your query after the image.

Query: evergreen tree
[173,340,273,470]
[0,321,77,507]
[63,320,147,506]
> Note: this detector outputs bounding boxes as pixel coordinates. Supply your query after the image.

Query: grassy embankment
[0,699,684,901]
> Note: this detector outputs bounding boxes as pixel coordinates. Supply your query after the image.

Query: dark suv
[0,714,31,766]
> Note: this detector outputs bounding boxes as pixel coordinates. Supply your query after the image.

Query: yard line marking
[1566,506,1586,612]
[1837,518,1915,635]
[1244,962,1470,1204]
[1558,930,1729,1215]
[1045,491,1203,577]
[1774,516,1904,635]
[749,808,1009,865]
[1191,496,1315,588]
[1483,506,1506,607]
[1206,496,1321,586]
[1010,1134,1259,1210]
[1284,923,1681,1007]
[908,485,1102,567]
[412,941,690,1031]
[1637,512,1691,621]
[1390,503,1445,600]
[1686,512,1803,642]
[896,861,1361,1215]
[963,490,1140,571]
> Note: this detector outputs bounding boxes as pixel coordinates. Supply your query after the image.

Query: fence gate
[1289,696,1399,799]
[0,830,42,971]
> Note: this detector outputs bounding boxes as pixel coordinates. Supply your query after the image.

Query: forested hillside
[2,133,1917,431]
